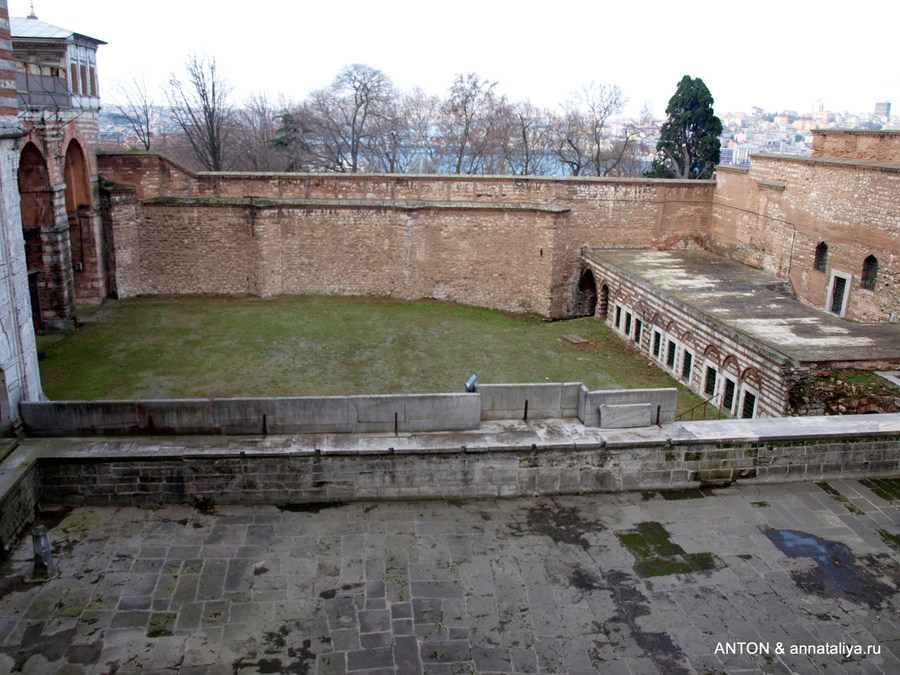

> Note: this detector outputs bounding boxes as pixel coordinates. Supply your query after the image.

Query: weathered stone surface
[1,481,898,673]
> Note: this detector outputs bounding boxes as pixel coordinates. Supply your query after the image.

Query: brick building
[580,249,900,418]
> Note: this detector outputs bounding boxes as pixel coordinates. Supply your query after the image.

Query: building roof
[585,248,900,366]
[10,16,105,45]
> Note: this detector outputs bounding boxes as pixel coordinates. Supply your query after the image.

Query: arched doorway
[64,140,95,303]
[572,267,598,317]
[17,143,52,330]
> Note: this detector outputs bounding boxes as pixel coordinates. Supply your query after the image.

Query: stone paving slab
[0,480,898,673]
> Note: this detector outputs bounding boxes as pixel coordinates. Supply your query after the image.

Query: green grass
[38,295,704,411]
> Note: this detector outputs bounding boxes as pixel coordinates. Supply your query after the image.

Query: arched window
[814,242,827,272]
[861,255,878,290]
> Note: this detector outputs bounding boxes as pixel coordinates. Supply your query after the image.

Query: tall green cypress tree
[646,76,722,179]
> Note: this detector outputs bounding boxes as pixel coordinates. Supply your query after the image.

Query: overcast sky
[9,0,899,119]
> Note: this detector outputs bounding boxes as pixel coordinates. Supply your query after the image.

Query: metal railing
[676,393,727,421]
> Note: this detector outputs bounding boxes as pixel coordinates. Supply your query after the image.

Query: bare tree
[399,87,442,173]
[439,73,509,174]
[113,75,155,151]
[365,97,408,173]
[232,92,283,172]
[166,53,233,171]
[504,100,555,176]
[554,83,626,176]
[601,104,655,177]
[299,64,396,172]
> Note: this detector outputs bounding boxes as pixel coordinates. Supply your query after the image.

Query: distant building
[875,101,891,118]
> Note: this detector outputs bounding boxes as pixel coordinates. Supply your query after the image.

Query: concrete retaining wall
[479,383,582,420]
[20,393,484,436]
[580,388,677,427]
[19,385,680,436]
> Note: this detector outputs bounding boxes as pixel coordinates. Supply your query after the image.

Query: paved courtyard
[0,479,898,674]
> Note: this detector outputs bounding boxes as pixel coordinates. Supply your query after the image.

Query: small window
[741,391,757,419]
[624,312,632,336]
[615,306,621,329]
[814,243,828,272]
[652,331,662,358]
[666,341,677,369]
[80,64,88,95]
[723,378,737,413]
[70,64,78,94]
[681,351,693,382]
[633,319,642,345]
[704,366,717,398]
[862,255,878,290]
[89,66,97,96]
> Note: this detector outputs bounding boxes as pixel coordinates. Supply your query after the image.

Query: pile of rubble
[788,371,900,416]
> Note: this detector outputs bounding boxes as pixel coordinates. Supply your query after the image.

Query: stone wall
[811,129,900,162]
[4,412,899,554]
[29,426,900,508]
[711,157,900,323]
[98,153,715,318]
[0,464,39,557]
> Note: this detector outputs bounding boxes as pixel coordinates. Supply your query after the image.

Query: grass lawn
[38,295,704,414]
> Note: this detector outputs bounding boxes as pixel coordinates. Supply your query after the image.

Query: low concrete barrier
[20,393,483,436]
[479,383,581,420]
[18,385,680,436]
[580,388,677,427]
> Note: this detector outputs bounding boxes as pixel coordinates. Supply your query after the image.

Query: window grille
[814,243,827,272]
[862,256,878,290]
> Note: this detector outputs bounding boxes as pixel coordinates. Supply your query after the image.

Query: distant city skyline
[9,0,899,119]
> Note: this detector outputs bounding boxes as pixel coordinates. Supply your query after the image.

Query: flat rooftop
[587,249,900,365]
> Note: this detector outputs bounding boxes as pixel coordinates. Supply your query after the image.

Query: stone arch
[741,367,762,387]
[680,330,695,348]
[703,345,721,364]
[650,312,665,328]
[571,266,598,318]
[861,255,878,290]
[665,320,679,338]
[721,355,740,376]
[814,242,828,272]
[17,142,53,330]
[64,139,99,304]
[598,283,609,317]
